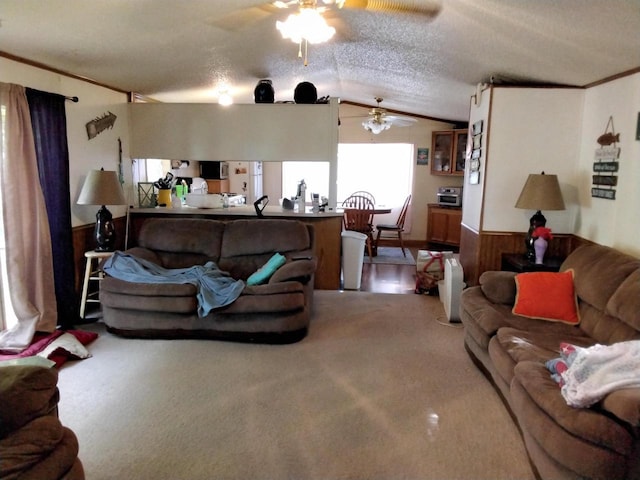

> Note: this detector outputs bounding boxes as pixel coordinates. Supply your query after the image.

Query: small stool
[80,251,114,319]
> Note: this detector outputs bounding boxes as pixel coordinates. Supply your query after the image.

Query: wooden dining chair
[374,194,411,256]
[343,207,375,258]
[341,194,375,229]
[342,195,375,258]
[347,191,376,206]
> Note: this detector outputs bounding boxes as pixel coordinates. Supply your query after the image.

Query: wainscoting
[72,219,593,300]
[458,223,593,286]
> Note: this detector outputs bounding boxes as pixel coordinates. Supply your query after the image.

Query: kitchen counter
[128,206,344,289]
[132,205,344,218]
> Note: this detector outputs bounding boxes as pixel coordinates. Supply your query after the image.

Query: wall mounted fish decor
[86,111,117,140]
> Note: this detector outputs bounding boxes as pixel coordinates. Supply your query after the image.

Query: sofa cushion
[220,282,305,314]
[561,244,640,312]
[100,282,198,314]
[513,361,634,456]
[494,327,593,365]
[220,219,312,258]
[512,362,632,479]
[512,270,580,324]
[137,218,225,267]
[606,268,640,331]
[577,299,640,346]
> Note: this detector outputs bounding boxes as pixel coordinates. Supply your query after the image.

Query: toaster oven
[437,186,462,207]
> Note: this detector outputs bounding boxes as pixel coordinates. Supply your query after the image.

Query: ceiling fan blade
[384,115,418,126]
[206,4,281,32]
[339,0,441,17]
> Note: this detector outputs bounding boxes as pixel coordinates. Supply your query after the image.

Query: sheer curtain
[0,82,57,352]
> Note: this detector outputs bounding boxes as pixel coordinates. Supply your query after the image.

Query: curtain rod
[65,96,79,102]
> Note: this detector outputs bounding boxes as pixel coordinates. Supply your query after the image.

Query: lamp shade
[77,169,126,206]
[515,173,565,211]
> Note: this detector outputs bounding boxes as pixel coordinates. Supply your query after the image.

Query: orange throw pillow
[512,270,580,324]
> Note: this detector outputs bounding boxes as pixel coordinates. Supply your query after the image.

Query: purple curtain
[25,88,78,328]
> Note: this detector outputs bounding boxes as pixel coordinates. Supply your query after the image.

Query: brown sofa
[0,365,84,480]
[100,218,316,343]
[460,244,640,480]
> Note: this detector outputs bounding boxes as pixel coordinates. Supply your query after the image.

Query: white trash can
[341,231,367,290]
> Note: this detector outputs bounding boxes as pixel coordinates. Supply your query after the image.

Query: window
[337,143,413,206]
[0,105,18,330]
[281,161,330,202]
[282,143,414,207]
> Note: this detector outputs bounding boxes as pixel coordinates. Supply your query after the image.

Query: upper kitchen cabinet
[431,129,468,176]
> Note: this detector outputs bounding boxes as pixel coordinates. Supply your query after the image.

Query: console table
[501,253,564,273]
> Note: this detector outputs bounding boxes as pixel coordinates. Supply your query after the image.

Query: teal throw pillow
[247,253,287,286]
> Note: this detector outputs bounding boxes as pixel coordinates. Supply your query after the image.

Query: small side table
[80,251,114,319]
[501,253,564,273]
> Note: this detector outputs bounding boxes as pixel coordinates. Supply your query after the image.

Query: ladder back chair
[342,194,375,258]
[374,194,411,256]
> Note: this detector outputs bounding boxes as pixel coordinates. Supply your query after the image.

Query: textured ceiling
[1,0,639,121]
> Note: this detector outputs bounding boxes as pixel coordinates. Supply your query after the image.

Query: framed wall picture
[417,147,429,165]
[472,120,483,136]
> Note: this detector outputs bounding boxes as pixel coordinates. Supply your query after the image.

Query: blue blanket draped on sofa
[102,252,245,317]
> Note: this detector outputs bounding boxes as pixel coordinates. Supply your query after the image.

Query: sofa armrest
[600,388,640,427]
[479,271,517,305]
[0,366,59,439]
[269,258,316,284]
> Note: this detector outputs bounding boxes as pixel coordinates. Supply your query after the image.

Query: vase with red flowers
[532,227,553,264]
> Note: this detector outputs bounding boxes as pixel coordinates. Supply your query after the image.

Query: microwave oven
[437,186,462,207]
[200,161,229,179]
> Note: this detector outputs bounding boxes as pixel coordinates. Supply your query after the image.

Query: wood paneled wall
[459,223,594,286]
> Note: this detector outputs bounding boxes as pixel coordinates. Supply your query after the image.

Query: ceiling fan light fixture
[276,2,335,65]
[276,7,335,44]
[362,118,391,134]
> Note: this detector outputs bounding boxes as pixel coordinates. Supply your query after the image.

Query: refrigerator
[228,161,263,204]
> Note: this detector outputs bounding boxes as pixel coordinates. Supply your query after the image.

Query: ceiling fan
[357,97,418,134]
[273,0,442,16]
[211,1,442,64]
[276,0,441,64]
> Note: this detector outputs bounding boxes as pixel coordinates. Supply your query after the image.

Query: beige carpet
[57,291,534,480]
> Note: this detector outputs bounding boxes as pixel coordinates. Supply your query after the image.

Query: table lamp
[515,172,565,262]
[77,168,127,251]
